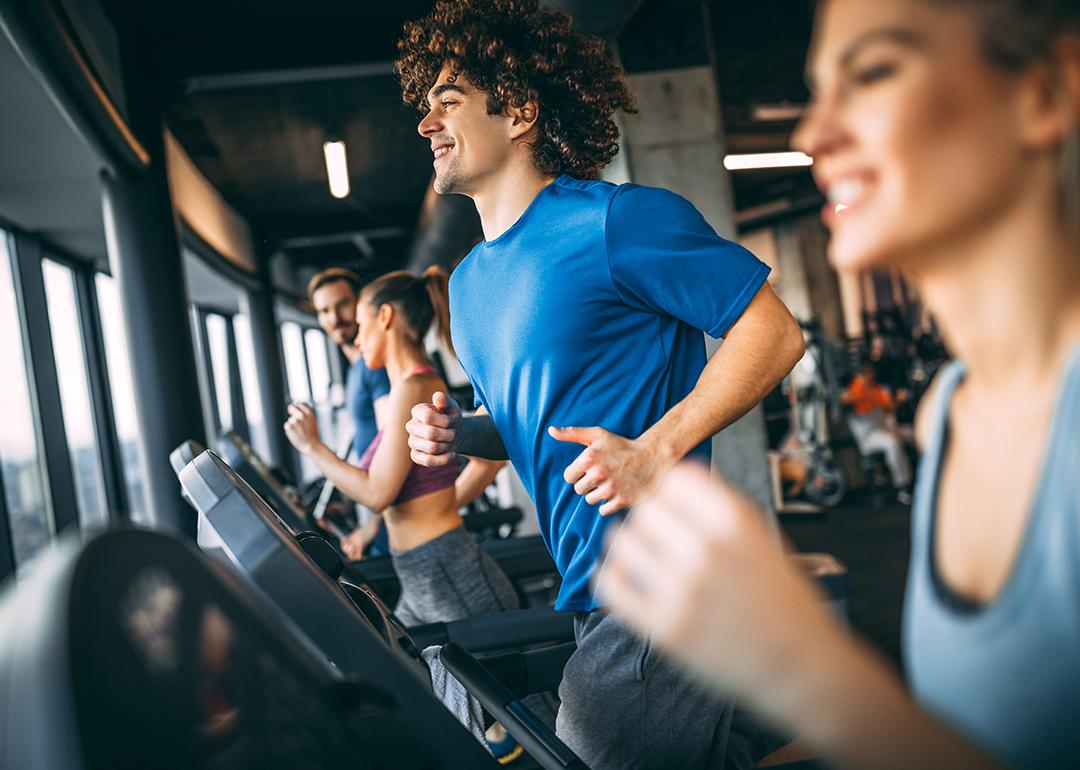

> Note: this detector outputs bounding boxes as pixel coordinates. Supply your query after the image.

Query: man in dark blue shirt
[308,268,391,456]
[308,268,391,555]
[398,2,804,768]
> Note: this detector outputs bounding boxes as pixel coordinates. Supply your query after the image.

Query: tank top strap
[1043,338,1080,548]
[910,360,966,558]
[407,364,436,378]
[1054,339,1080,443]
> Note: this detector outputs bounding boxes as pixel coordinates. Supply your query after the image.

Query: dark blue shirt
[449,176,770,611]
[345,356,390,455]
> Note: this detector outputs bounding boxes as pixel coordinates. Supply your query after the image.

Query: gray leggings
[391,526,519,626]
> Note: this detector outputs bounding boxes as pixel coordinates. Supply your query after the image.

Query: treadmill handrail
[408,606,575,653]
[440,642,588,770]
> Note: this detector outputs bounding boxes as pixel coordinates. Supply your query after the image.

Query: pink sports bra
[356,365,459,506]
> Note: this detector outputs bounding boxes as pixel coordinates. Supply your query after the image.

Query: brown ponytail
[422,265,455,356]
[364,267,455,355]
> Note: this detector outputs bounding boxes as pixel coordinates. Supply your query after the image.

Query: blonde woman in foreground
[599,1,1080,768]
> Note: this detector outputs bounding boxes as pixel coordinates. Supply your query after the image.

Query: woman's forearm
[455,458,505,508]
[307,443,383,510]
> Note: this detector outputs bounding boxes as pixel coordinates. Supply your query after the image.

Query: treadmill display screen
[69,534,372,770]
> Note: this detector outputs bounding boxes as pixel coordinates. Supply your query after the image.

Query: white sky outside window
[205,313,233,433]
[95,273,149,524]
[233,314,271,459]
[304,328,331,405]
[0,234,54,571]
[281,322,311,403]
[42,260,109,529]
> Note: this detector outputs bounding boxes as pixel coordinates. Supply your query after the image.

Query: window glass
[95,273,149,524]
[0,235,54,571]
[233,314,270,459]
[42,260,109,529]
[205,313,233,433]
[303,327,347,452]
[282,321,321,480]
[280,322,311,402]
[304,328,331,404]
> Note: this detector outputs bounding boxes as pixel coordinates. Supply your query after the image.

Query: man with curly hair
[399,1,805,767]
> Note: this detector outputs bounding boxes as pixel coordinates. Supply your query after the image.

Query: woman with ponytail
[286,266,518,626]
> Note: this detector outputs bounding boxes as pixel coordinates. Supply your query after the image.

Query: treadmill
[178,450,584,770]
[0,529,497,769]
[202,433,563,605]
[216,431,313,535]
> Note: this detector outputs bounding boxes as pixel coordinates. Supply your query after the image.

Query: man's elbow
[779,318,806,373]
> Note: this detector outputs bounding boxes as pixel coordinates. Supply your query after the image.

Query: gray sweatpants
[391,526,519,626]
[557,611,775,770]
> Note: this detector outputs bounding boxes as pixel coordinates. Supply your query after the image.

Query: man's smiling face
[417,65,516,195]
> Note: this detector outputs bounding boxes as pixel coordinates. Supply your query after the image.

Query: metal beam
[278,227,406,251]
[184,61,395,92]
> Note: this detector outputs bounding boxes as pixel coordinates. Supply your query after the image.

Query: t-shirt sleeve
[605,184,771,338]
[363,365,391,401]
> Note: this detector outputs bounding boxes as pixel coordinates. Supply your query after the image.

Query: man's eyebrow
[426,83,467,106]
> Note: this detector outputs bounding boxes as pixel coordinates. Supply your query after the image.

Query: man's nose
[418,109,440,138]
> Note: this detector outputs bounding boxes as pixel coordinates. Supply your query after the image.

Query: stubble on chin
[433,162,463,195]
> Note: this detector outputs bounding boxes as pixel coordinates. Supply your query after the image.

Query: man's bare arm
[552,283,804,515]
[642,282,804,463]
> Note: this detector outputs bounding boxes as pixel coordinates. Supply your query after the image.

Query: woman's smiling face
[793,0,1040,272]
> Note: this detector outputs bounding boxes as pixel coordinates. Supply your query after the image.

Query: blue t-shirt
[345,356,391,455]
[449,176,770,612]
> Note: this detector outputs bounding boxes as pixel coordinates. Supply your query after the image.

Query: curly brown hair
[396,0,636,180]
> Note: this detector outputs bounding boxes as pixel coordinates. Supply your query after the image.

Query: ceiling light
[323,140,350,199]
[751,103,806,122]
[723,152,813,171]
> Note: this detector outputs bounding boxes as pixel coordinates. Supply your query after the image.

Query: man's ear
[508,100,540,140]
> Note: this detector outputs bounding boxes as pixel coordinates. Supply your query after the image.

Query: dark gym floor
[781,498,913,672]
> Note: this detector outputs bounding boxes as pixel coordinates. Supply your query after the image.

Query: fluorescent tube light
[751,103,806,122]
[323,140,350,199]
[723,152,814,171]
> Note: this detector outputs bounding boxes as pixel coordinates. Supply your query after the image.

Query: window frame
[0,224,140,582]
[8,231,81,538]
[29,241,133,527]
[191,303,251,445]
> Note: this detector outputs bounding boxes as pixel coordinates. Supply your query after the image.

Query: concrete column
[102,163,205,538]
[101,44,205,538]
[773,214,846,339]
[240,250,292,473]
[620,66,776,517]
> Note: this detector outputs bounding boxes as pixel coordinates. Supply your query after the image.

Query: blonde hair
[936,0,1080,231]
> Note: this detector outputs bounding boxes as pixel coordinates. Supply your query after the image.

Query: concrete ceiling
[0,24,108,264]
[0,0,818,273]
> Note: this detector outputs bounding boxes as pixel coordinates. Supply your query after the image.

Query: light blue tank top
[903,342,1080,769]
